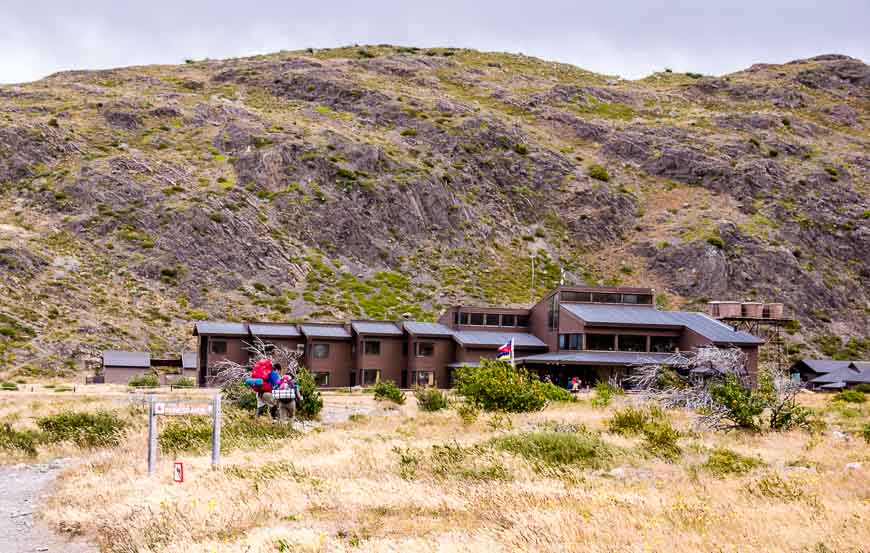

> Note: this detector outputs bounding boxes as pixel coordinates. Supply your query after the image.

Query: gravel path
[0,461,95,553]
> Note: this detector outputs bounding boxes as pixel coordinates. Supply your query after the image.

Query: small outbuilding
[102,350,152,384]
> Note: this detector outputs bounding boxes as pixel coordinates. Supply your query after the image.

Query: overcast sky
[1,0,867,84]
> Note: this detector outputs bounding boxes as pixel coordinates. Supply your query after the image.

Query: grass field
[0,387,868,552]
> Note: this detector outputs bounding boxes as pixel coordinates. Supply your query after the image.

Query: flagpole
[511,338,515,367]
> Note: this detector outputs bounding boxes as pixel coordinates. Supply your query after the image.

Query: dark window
[547,294,559,330]
[562,291,591,302]
[416,341,435,357]
[586,334,616,351]
[313,372,330,386]
[454,312,460,324]
[650,336,680,353]
[402,342,408,356]
[516,315,529,327]
[637,295,653,305]
[485,313,500,326]
[470,313,485,325]
[458,312,469,325]
[621,294,639,304]
[363,340,381,355]
[414,371,435,387]
[313,343,330,359]
[210,340,227,355]
[362,369,380,386]
[591,292,621,303]
[618,335,646,352]
[559,334,583,350]
[500,314,516,327]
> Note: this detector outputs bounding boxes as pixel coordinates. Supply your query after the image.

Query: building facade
[192,285,764,388]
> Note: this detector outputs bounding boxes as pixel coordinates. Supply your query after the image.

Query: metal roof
[194,321,249,336]
[516,351,687,366]
[300,324,351,339]
[181,351,197,369]
[403,321,455,337]
[810,364,870,385]
[452,331,547,348]
[850,361,870,372]
[248,323,301,338]
[351,321,403,336]
[795,359,853,374]
[561,304,763,345]
[102,350,150,368]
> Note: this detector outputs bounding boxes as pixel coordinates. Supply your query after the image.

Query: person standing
[275,367,297,422]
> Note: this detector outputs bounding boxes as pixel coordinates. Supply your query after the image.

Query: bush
[641,420,682,462]
[159,409,298,454]
[0,424,40,456]
[0,381,18,391]
[708,374,765,431]
[491,430,615,469]
[702,448,764,477]
[591,381,620,408]
[222,379,258,412]
[539,382,576,403]
[453,359,549,412]
[607,405,664,436]
[833,390,866,403]
[373,380,406,405]
[587,164,610,182]
[295,368,323,420]
[172,377,195,388]
[455,401,480,425]
[863,423,870,443]
[37,411,127,448]
[853,383,870,394]
[414,386,449,411]
[128,373,160,388]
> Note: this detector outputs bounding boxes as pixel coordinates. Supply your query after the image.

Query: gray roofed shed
[194,321,249,336]
[300,324,351,339]
[403,321,454,337]
[810,364,870,386]
[351,321,403,336]
[795,359,853,374]
[248,323,301,338]
[452,331,547,348]
[102,350,151,368]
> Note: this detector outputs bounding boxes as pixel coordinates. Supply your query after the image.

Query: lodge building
[192,285,764,388]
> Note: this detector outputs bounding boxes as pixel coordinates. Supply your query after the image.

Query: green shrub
[512,144,529,155]
[863,423,870,443]
[373,380,406,404]
[0,381,18,391]
[159,409,298,454]
[706,235,725,249]
[37,411,127,448]
[539,382,576,403]
[455,401,479,425]
[172,377,195,388]
[587,164,610,182]
[491,430,615,469]
[642,420,682,462]
[414,386,449,411]
[222,379,258,412]
[607,405,664,436]
[708,374,765,431]
[295,368,323,420]
[453,359,550,412]
[833,390,866,403]
[853,384,870,394]
[0,424,40,456]
[128,373,160,388]
[701,448,764,477]
[591,381,620,408]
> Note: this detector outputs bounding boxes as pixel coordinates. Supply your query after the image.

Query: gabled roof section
[248,323,301,338]
[300,324,351,339]
[194,321,249,336]
[850,361,870,372]
[561,304,763,345]
[181,351,197,369]
[403,321,454,337]
[561,304,681,327]
[810,364,870,385]
[102,350,150,368]
[452,331,546,348]
[795,359,853,374]
[516,351,687,366]
[351,321,403,336]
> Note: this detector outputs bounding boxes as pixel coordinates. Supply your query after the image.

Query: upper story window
[559,334,582,350]
[363,340,381,355]
[416,341,435,357]
[516,315,529,327]
[485,313,500,326]
[622,294,653,305]
[586,334,616,351]
[312,343,330,359]
[618,335,646,352]
[591,292,622,303]
[547,294,559,330]
[210,340,227,355]
[500,314,516,327]
[650,336,679,353]
[458,312,469,324]
[469,313,485,325]
[561,291,591,302]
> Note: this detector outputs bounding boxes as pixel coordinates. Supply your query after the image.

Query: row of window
[454,312,530,327]
[558,333,680,353]
[560,291,653,305]
[210,340,437,359]
[358,369,436,387]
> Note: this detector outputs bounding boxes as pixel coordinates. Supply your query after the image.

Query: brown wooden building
[192,285,764,389]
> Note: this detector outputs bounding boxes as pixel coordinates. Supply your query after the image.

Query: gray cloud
[1,0,868,84]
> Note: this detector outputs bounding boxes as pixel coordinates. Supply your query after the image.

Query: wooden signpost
[147,394,222,476]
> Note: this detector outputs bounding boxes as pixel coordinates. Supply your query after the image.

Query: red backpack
[250,359,273,393]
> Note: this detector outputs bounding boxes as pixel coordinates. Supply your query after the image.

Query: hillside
[0,46,868,375]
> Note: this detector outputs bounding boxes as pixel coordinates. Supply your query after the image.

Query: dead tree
[210,336,302,390]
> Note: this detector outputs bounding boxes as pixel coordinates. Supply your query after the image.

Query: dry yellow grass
[1,388,868,552]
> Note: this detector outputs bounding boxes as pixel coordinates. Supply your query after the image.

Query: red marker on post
[173,462,184,483]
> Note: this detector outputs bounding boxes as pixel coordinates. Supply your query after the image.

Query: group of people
[245,358,302,422]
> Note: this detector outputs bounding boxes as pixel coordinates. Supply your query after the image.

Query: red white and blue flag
[496,338,514,364]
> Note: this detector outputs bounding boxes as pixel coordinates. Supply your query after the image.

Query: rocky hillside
[1,46,868,376]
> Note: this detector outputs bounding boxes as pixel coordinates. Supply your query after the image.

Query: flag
[496,338,514,365]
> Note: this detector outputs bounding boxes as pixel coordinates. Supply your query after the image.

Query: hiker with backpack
[246,358,281,418]
[274,366,299,422]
